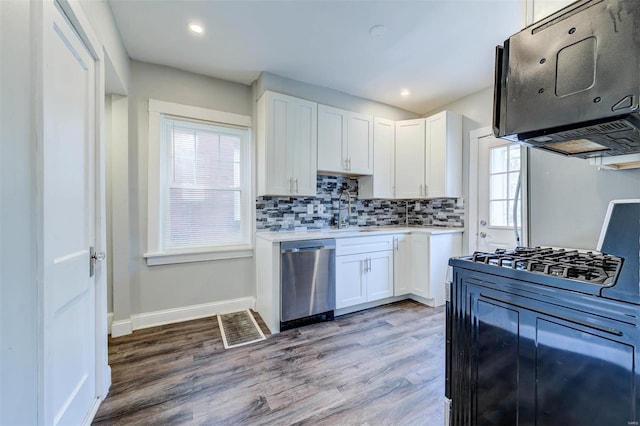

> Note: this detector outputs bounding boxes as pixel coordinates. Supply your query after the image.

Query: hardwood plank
[93,300,445,425]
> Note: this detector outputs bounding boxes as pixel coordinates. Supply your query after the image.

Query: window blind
[160,116,249,250]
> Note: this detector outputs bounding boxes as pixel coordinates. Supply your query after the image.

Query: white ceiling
[108,0,522,114]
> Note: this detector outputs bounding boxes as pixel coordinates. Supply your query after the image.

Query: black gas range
[446,200,640,426]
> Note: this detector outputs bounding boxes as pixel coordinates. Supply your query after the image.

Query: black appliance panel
[493,0,640,158]
[447,268,640,426]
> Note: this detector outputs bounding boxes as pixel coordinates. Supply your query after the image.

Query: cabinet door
[395,119,425,199]
[366,250,394,301]
[359,118,394,199]
[317,104,347,173]
[290,99,317,196]
[393,235,411,296]
[336,254,367,309]
[410,234,430,297]
[257,92,293,196]
[425,112,446,198]
[347,112,374,175]
[428,233,461,305]
[426,111,461,199]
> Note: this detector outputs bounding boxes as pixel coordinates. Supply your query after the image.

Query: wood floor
[93,300,446,425]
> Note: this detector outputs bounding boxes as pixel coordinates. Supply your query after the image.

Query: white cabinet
[395,118,425,199]
[425,111,462,198]
[358,118,395,199]
[335,235,394,309]
[392,234,411,296]
[394,111,462,199]
[317,104,373,175]
[336,254,367,308]
[257,91,317,196]
[410,232,462,306]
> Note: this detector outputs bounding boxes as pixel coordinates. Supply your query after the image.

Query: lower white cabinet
[410,232,462,306]
[393,234,411,296]
[336,237,394,309]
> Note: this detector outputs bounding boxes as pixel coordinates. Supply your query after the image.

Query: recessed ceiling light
[189,23,204,34]
[369,24,387,39]
[400,89,411,97]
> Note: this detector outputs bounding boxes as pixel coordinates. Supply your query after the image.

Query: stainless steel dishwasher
[280,239,335,331]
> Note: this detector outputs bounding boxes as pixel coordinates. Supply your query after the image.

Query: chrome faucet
[338,189,352,229]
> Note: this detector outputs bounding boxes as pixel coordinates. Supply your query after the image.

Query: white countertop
[255,226,464,242]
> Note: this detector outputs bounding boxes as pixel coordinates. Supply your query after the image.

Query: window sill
[144,245,253,266]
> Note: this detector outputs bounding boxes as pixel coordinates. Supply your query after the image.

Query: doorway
[468,126,528,254]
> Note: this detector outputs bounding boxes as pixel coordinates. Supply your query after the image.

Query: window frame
[145,99,253,266]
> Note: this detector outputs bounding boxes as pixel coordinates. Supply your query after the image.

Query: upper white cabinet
[426,111,462,198]
[395,118,426,199]
[317,104,373,175]
[395,111,461,199]
[358,117,395,199]
[257,91,317,197]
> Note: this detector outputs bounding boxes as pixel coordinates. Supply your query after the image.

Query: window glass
[489,144,521,227]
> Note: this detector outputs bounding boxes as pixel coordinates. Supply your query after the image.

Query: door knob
[480,220,487,226]
[479,232,487,238]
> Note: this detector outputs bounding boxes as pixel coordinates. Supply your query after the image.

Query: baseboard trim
[130,297,256,331]
[111,319,133,337]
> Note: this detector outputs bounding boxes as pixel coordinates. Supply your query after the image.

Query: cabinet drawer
[336,235,394,256]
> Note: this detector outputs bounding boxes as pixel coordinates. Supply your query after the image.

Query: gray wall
[1,2,39,423]
[125,60,255,316]
[528,151,640,249]
[432,86,640,250]
[256,72,418,121]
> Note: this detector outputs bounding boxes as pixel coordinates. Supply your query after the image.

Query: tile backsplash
[256,175,464,232]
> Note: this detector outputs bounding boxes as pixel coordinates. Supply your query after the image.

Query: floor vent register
[217,309,266,349]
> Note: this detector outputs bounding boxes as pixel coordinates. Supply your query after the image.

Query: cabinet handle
[289,177,293,193]
[344,158,349,171]
[424,184,428,197]
[394,237,399,251]
[419,184,423,197]
[368,257,372,272]
[295,178,298,193]
[349,158,352,171]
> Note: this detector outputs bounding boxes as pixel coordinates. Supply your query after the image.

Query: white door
[366,251,394,302]
[43,3,98,424]
[373,118,395,198]
[410,234,429,297]
[476,134,524,252]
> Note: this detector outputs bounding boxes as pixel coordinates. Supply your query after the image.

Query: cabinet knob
[479,232,487,239]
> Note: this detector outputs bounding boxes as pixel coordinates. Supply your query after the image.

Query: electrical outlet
[317,204,324,214]
[307,204,314,215]
[415,201,421,211]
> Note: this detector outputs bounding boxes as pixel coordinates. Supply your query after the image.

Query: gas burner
[469,247,622,286]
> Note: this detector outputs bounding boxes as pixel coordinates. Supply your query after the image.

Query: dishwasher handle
[282,246,331,253]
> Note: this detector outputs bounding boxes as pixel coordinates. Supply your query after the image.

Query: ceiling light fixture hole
[369,25,387,39]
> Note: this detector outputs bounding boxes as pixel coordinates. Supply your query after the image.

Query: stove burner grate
[470,247,622,285]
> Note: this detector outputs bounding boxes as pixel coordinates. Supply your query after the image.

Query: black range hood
[493,0,640,159]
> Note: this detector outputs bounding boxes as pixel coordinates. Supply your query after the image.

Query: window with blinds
[159,116,250,250]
